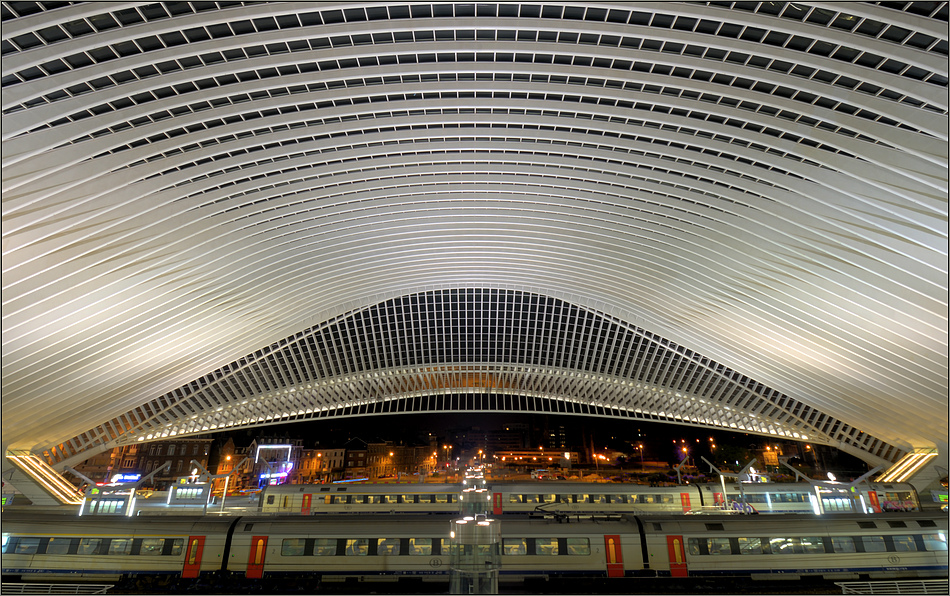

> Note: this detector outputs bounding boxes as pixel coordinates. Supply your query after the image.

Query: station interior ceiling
[1,2,947,472]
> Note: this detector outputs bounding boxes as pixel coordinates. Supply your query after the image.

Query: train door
[866,490,882,513]
[604,534,624,578]
[181,536,205,578]
[680,492,692,513]
[301,493,312,515]
[492,492,504,515]
[666,535,688,578]
[246,536,268,579]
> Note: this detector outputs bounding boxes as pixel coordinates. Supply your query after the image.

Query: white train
[256,481,920,515]
[2,511,945,584]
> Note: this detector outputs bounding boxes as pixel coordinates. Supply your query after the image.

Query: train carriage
[643,512,948,580]
[258,483,461,515]
[0,513,233,581]
[4,510,944,585]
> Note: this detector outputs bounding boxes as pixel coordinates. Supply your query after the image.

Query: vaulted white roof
[2,1,947,467]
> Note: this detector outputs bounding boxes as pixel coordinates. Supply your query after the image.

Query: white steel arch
[1,1,947,468]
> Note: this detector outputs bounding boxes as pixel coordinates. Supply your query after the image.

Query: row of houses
[68,434,444,491]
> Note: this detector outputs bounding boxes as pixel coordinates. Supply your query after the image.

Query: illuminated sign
[111,473,141,483]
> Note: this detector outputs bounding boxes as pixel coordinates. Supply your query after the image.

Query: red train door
[181,535,205,578]
[246,535,268,579]
[492,492,504,515]
[301,493,312,515]
[666,535,688,577]
[680,492,692,513]
[604,534,624,578]
[867,491,881,513]
[713,492,724,506]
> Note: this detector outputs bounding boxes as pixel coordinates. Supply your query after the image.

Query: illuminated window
[15,538,41,554]
[345,539,368,556]
[408,538,432,555]
[377,538,400,555]
[706,538,732,555]
[738,537,763,555]
[140,538,164,556]
[313,538,336,556]
[800,537,825,554]
[78,538,102,555]
[281,538,306,556]
[45,538,72,555]
[109,539,132,555]
[923,534,947,551]
[831,536,856,553]
[566,538,590,555]
[502,538,527,555]
[861,536,887,552]
[891,536,918,552]
[534,538,558,555]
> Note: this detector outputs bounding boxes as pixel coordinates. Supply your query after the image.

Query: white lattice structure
[2,2,947,469]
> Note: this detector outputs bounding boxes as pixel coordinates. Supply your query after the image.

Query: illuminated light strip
[876,449,938,483]
[7,454,83,504]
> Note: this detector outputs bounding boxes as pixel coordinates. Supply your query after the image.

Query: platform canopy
[2,1,947,468]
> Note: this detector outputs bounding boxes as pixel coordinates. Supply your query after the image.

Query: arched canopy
[2,1,947,467]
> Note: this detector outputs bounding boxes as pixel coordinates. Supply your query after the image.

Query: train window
[590,494,606,504]
[737,537,763,555]
[524,494,540,504]
[627,494,639,504]
[800,537,825,554]
[434,494,449,503]
[541,494,556,503]
[377,538,400,555]
[345,539,368,556]
[660,494,674,504]
[108,539,132,555]
[831,537,856,553]
[917,520,937,528]
[769,537,802,554]
[508,494,522,503]
[186,539,200,564]
[140,538,164,556]
[313,539,336,556]
[365,495,381,504]
[861,536,886,552]
[401,495,417,504]
[382,495,398,504]
[332,495,347,504]
[168,539,184,556]
[687,537,702,556]
[408,538,432,555]
[502,538,527,555]
[45,538,73,555]
[534,538,559,555]
[77,538,102,555]
[281,539,306,556]
[566,538,590,556]
[707,538,732,555]
[887,521,907,528]
[266,495,275,505]
[891,535,918,552]
[15,537,40,554]
[922,533,947,551]
[557,494,571,504]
